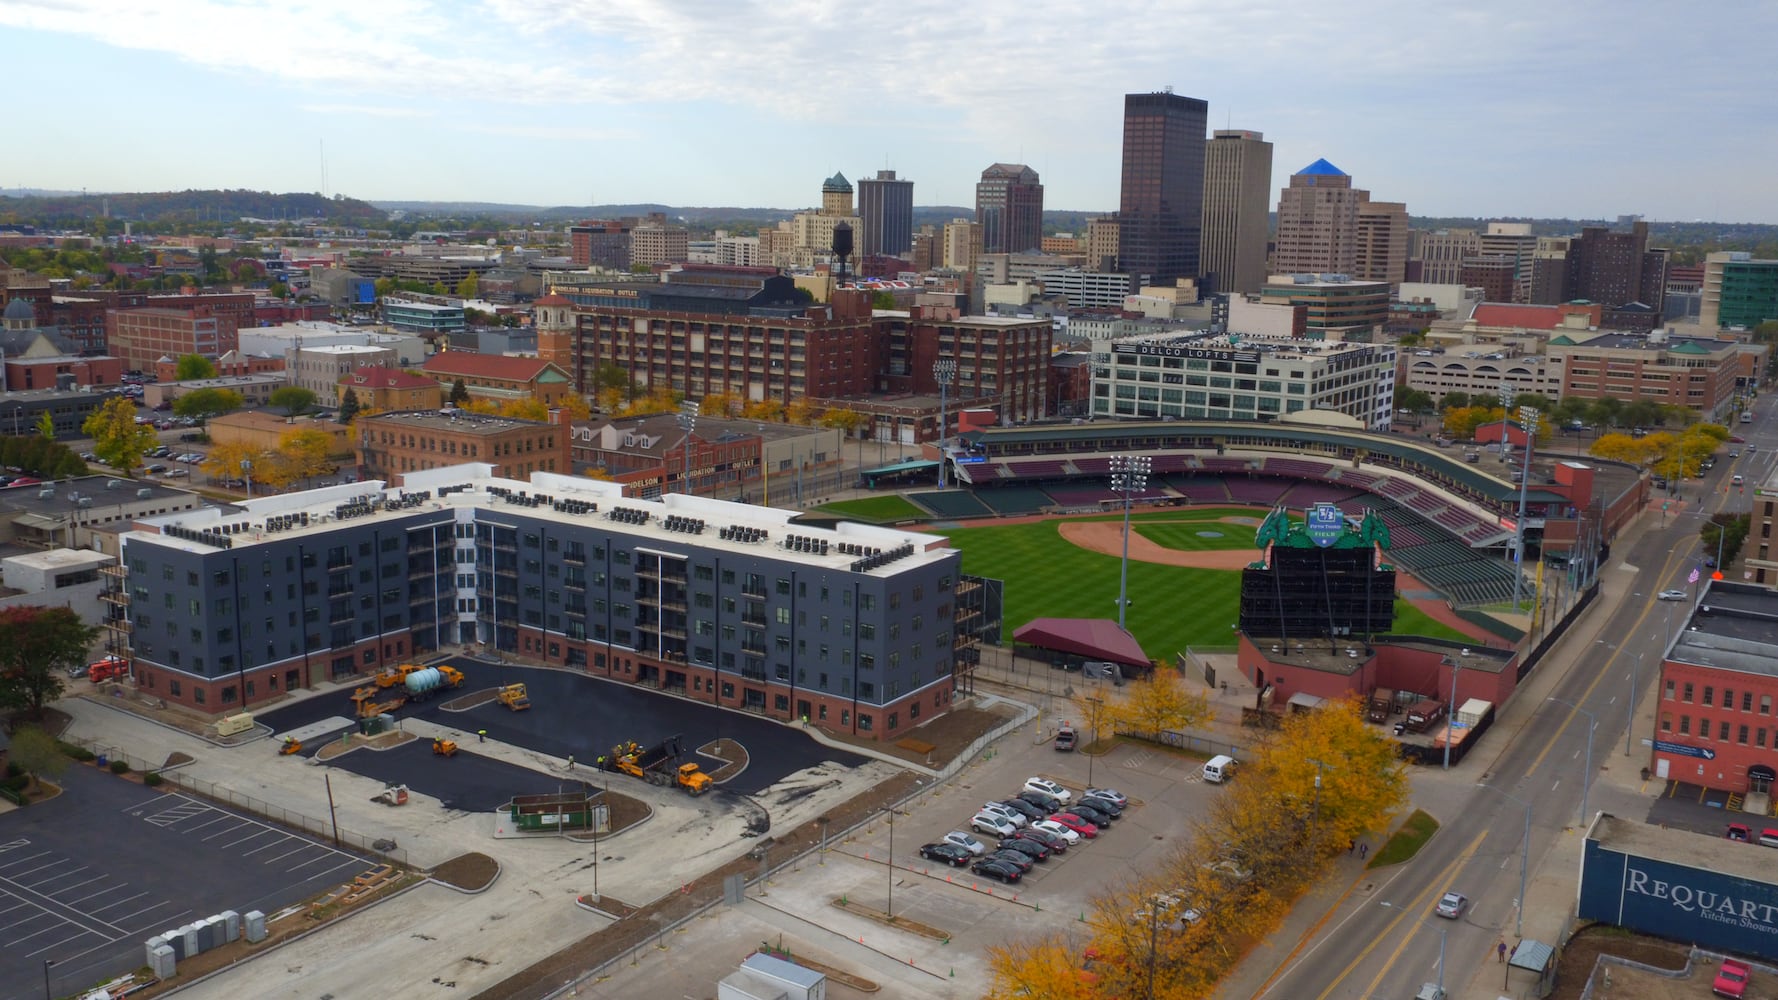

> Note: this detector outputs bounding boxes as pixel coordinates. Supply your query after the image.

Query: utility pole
[677,400,699,497]
[1547,697,1597,825]
[1511,403,1540,612]
[1479,783,1532,937]
[885,806,895,918]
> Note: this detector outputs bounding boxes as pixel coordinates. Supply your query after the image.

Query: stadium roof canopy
[1012,617,1150,667]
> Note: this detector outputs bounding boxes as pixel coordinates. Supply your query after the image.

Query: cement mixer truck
[403,665,466,702]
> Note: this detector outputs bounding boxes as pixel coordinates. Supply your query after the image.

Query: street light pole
[1477,783,1531,937]
[677,400,699,497]
[885,806,895,919]
[1627,651,1642,756]
[933,359,956,489]
[1442,650,1470,771]
[1547,697,1597,825]
[241,458,253,500]
[1110,454,1151,631]
[43,958,54,1000]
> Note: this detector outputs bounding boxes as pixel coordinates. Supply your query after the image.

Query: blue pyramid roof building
[1296,158,1347,177]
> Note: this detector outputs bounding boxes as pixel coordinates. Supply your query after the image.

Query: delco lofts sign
[1580,837,1778,960]
[1112,342,1261,364]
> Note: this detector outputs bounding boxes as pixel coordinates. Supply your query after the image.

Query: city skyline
[1,1,1775,223]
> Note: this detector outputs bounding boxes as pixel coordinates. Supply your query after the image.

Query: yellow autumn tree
[742,398,785,422]
[700,392,742,418]
[499,396,550,422]
[1589,432,1660,467]
[986,933,1104,1000]
[461,398,501,416]
[596,386,625,414]
[1442,405,1504,441]
[1070,687,1118,753]
[555,394,592,421]
[200,441,271,486]
[275,426,333,485]
[1236,694,1407,855]
[784,398,816,426]
[1108,667,1213,745]
[819,407,869,436]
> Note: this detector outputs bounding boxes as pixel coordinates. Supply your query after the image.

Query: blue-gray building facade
[117,469,992,741]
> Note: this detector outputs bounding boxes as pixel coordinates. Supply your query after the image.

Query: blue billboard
[352,279,376,305]
[1580,835,1778,960]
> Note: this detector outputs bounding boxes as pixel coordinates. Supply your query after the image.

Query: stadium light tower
[677,400,699,496]
[1512,406,1540,611]
[933,359,957,488]
[1110,455,1151,630]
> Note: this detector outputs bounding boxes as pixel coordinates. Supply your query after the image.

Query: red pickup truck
[1714,958,1750,999]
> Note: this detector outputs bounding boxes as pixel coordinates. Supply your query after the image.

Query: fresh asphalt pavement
[0,764,372,1000]
[317,739,578,813]
[254,659,867,797]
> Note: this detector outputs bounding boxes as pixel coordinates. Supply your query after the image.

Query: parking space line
[110,900,182,927]
[66,884,127,906]
[0,874,129,939]
[30,864,91,886]
[244,836,297,857]
[26,927,100,959]
[0,850,54,873]
[219,828,279,850]
[180,814,241,836]
[45,875,107,897]
[261,845,310,866]
[86,891,148,915]
[6,857,76,879]
[5,918,83,948]
[201,820,253,841]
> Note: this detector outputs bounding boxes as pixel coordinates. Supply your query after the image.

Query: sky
[2,0,1775,223]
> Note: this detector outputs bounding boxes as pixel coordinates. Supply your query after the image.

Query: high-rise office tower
[1200,129,1273,294]
[1479,222,1537,303]
[1118,90,1209,283]
[1273,159,1363,276]
[858,170,915,257]
[1354,196,1409,286]
[975,164,1043,255]
[1411,229,1481,285]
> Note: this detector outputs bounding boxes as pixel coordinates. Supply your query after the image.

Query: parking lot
[256,659,870,798]
[1,763,374,998]
[575,730,1232,998]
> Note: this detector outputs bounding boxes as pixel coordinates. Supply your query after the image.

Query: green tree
[449,379,470,405]
[1394,388,1434,414]
[269,385,317,416]
[1440,391,1471,410]
[270,281,290,299]
[172,387,245,420]
[6,727,67,794]
[338,387,362,424]
[175,353,218,381]
[82,397,157,473]
[0,605,98,718]
[1702,512,1752,568]
[869,289,896,310]
[34,410,54,441]
[1586,397,1625,429]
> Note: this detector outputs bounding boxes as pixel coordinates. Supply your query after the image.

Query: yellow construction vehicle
[278,737,303,755]
[496,683,531,711]
[432,738,458,758]
[372,663,429,689]
[676,762,712,795]
[349,684,407,719]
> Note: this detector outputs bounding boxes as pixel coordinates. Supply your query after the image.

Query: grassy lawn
[816,495,930,523]
[1135,521,1260,552]
[941,520,1243,659]
[1369,809,1440,868]
[1389,601,1471,642]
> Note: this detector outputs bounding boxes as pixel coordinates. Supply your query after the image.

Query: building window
[1679,715,1690,735]
[1724,689,1734,711]
[1760,728,1769,748]
[1703,686,1714,707]
[1745,692,1755,713]
[1663,679,1676,701]
[1660,713,1672,733]
[1764,695,1773,715]
[1739,725,1750,745]
[1720,721,1731,741]
[1683,683,1694,703]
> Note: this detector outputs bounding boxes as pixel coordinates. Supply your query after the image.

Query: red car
[1049,813,1099,838]
[1714,958,1750,998]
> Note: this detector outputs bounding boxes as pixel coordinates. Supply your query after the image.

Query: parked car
[984,850,1034,873]
[942,831,986,856]
[1202,859,1252,882]
[997,837,1049,862]
[1023,777,1072,803]
[1078,795,1124,818]
[1657,589,1688,601]
[1084,788,1129,807]
[1017,790,1063,814]
[971,858,1023,884]
[918,842,973,868]
[1015,828,1068,853]
[163,469,189,478]
[998,798,1047,822]
[1032,820,1082,845]
[1435,891,1467,918]
[980,802,1029,828]
[971,813,1017,838]
[1070,803,1114,826]
[1053,725,1076,751]
[1714,958,1751,999]
[1727,823,1752,842]
[1048,813,1099,838]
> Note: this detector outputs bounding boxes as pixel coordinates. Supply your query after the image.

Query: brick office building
[356,409,571,482]
[107,307,233,371]
[1653,583,1778,795]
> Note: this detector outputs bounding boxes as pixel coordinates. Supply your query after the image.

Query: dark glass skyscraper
[975,163,1043,255]
[1117,91,1209,283]
[858,169,915,256]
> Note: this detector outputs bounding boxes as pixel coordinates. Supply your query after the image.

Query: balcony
[101,590,131,606]
[740,615,767,629]
[100,564,127,579]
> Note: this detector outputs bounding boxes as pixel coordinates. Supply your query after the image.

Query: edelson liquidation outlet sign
[1580,833,1778,960]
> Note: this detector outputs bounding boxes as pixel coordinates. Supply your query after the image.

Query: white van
[1203,755,1237,784]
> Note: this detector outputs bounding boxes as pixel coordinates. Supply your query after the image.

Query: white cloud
[299,103,435,119]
